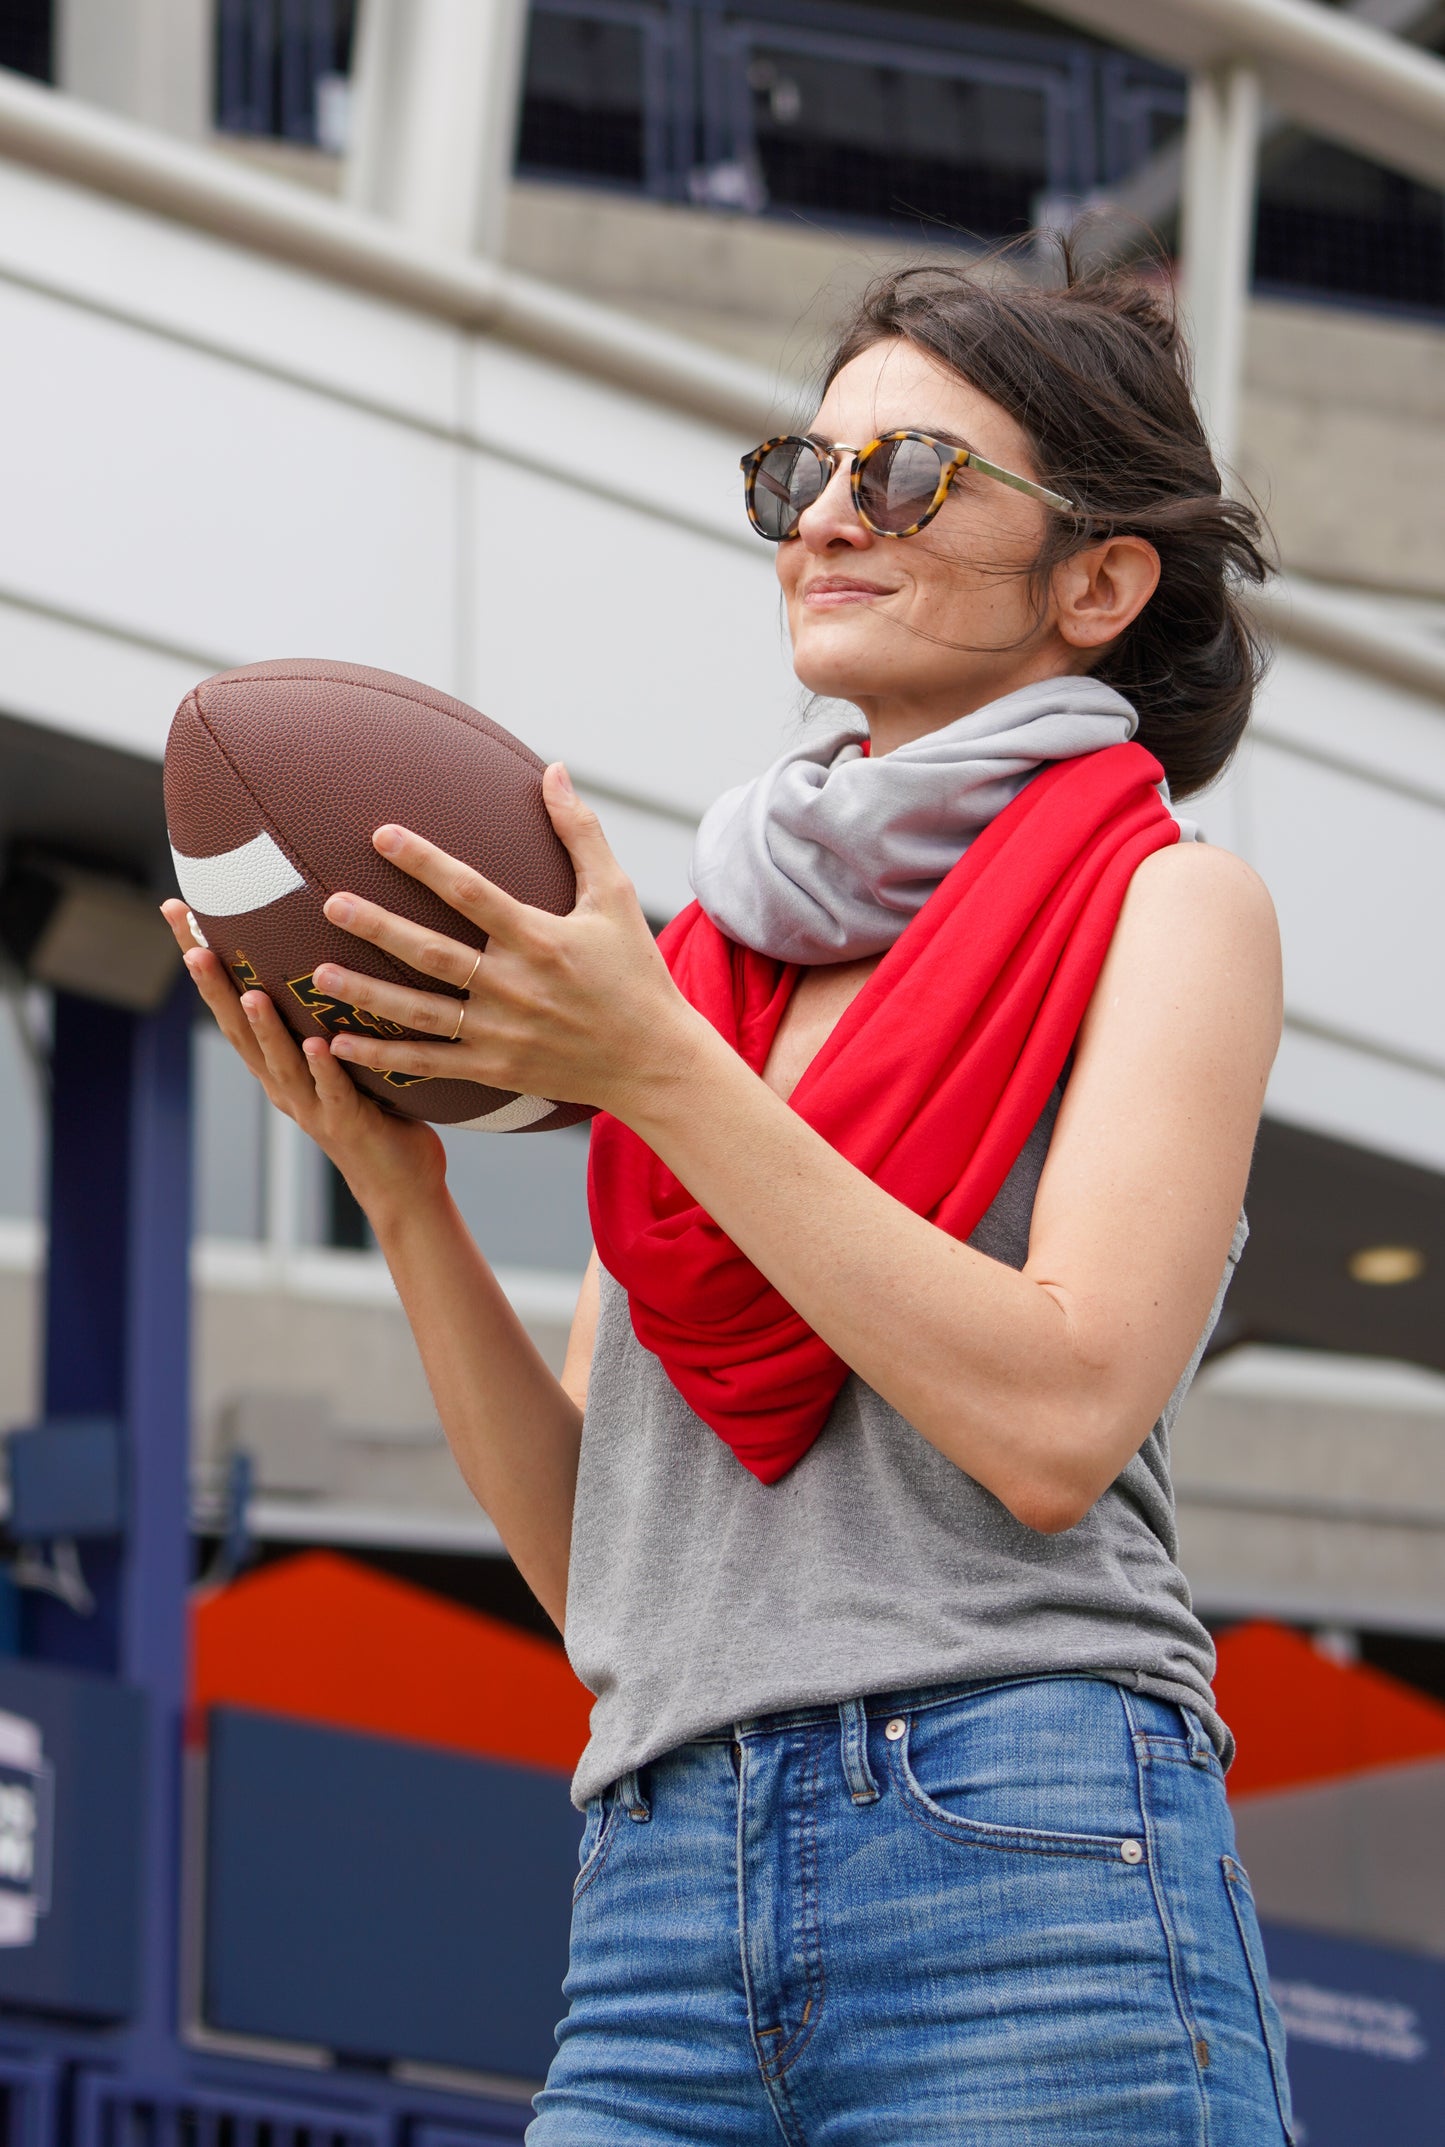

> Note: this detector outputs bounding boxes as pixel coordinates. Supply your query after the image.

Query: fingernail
[241,998,259,1022]
[373,827,401,857]
[314,964,340,991]
[325,894,355,926]
[183,950,203,976]
[553,763,576,799]
[330,1037,355,1058]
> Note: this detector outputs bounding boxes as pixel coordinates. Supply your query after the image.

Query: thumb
[543,763,622,899]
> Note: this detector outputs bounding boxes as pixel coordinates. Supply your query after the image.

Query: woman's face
[776,339,1083,750]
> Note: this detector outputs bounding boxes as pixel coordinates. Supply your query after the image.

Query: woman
[167,256,1292,2143]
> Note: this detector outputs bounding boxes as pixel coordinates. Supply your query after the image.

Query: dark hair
[822,241,1274,797]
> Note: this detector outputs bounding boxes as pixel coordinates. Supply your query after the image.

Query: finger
[179,946,272,1074]
[311,959,463,1039]
[541,765,622,901]
[301,1033,365,1111]
[161,898,198,953]
[241,988,322,1107]
[327,1030,464,1083]
[321,890,481,989]
[371,825,537,949]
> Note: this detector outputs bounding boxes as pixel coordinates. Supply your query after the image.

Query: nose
[795,455,873,555]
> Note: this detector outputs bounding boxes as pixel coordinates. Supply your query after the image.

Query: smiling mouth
[803,579,895,605]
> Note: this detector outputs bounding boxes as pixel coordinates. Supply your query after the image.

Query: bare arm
[162,902,588,1626]
[316,780,1281,1534]
[561,1249,602,1413]
[369,1198,582,1624]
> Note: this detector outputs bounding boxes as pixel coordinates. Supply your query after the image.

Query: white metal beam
[343,0,529,258]
[1044,0,1445,191]
[1180,61,1262,462]
[55,0,210,141]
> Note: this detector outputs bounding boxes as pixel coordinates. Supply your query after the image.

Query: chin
[791,625,894,705]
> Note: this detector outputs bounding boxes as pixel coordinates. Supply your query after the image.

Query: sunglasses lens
[857,435,947,534]
[748,439,827,539]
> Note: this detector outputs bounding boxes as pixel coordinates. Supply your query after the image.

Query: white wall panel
[465,337,771,542]
[0,163,463,429]
[464,454,798,816]
[1255,635,1445,807]
[1249,737,1445,1073]
[0,277,458,690]
[1268,1019,1445,1173]
[0,592,208,759]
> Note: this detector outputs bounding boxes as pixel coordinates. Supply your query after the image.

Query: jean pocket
[1222,1855,1297,2142]
[888,1704,1147,1866]
[573,1792,620,1903]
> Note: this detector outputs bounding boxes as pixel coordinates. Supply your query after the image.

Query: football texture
[163,658,593,1132]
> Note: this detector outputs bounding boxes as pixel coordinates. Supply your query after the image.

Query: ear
[1053,535,1161,652]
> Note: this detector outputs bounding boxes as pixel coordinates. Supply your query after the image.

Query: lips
[802,576,895,604]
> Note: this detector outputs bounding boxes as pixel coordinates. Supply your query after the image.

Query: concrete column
[344,0,529,258]
[55,0,211,141]
[1180,59,1262,467]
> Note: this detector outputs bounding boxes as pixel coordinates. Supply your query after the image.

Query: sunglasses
[740,429,1075,542]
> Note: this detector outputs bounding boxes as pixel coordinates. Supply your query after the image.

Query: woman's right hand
[162,900,447,1226]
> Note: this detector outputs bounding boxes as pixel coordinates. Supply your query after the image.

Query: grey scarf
[690,676,1191,964]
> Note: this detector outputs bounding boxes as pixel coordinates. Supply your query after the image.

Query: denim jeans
[529,1676,1295,2145]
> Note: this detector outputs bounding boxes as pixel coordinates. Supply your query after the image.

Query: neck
[856,655,1093,758]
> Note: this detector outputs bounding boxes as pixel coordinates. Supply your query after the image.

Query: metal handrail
[1046,0,1445,190]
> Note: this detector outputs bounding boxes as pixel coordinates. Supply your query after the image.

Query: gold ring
[451,1000,466,1043]
[462,949,481,990]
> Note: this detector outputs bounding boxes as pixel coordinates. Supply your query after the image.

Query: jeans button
[885,1718,906,1741]
[1121,1838,1145,1864]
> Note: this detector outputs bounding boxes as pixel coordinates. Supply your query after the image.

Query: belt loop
[1183,1710,1213,1767]
[618,1768,651,1822]
[839,1698,879,1806]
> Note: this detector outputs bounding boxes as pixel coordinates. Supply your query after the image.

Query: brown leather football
[163,658,593,1132]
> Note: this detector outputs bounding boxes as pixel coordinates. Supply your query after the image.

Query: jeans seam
[765,1733,827,2080]
[1123,1686,1212,2146]
[571,1793,621,1906]
[1222,1856,1298,2142]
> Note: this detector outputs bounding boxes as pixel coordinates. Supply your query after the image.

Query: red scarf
[587,741,1179,1483]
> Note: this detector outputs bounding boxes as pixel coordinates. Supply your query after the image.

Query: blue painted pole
[36,980,193,2066]
[118,976,193,2069]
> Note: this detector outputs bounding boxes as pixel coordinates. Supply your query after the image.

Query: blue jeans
[529,1676,1295,2145]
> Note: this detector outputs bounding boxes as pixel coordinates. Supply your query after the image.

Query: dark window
[695,7,1095,237]
[323,1157,372,1251]
[519,4,653,190]
[1255,137,1445,318]
[736,46,1059,236]
[0,0,53,84]
[214,0,356,148]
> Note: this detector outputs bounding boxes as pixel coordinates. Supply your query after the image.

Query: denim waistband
[610,1676,1211,1822]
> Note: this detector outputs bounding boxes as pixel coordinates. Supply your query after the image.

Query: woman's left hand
[310,763,701,1122]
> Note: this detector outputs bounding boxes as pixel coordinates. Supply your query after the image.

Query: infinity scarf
[689,674,1140,964]
[588,741,1181,1484]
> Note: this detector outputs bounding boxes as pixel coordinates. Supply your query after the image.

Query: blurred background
[0,0,1439,2140]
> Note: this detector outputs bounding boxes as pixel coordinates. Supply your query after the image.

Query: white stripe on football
[170,831,306,917]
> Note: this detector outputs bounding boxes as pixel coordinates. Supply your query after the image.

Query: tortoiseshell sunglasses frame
[740,428,1075,541]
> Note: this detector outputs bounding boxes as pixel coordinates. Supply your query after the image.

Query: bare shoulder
[1125,837,1276,938]
[1075,838,1282,1086]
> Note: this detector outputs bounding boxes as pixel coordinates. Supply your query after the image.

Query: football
[163,658,594,1132]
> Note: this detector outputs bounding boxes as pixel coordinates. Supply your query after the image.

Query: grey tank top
[564,1088,1246,1809]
